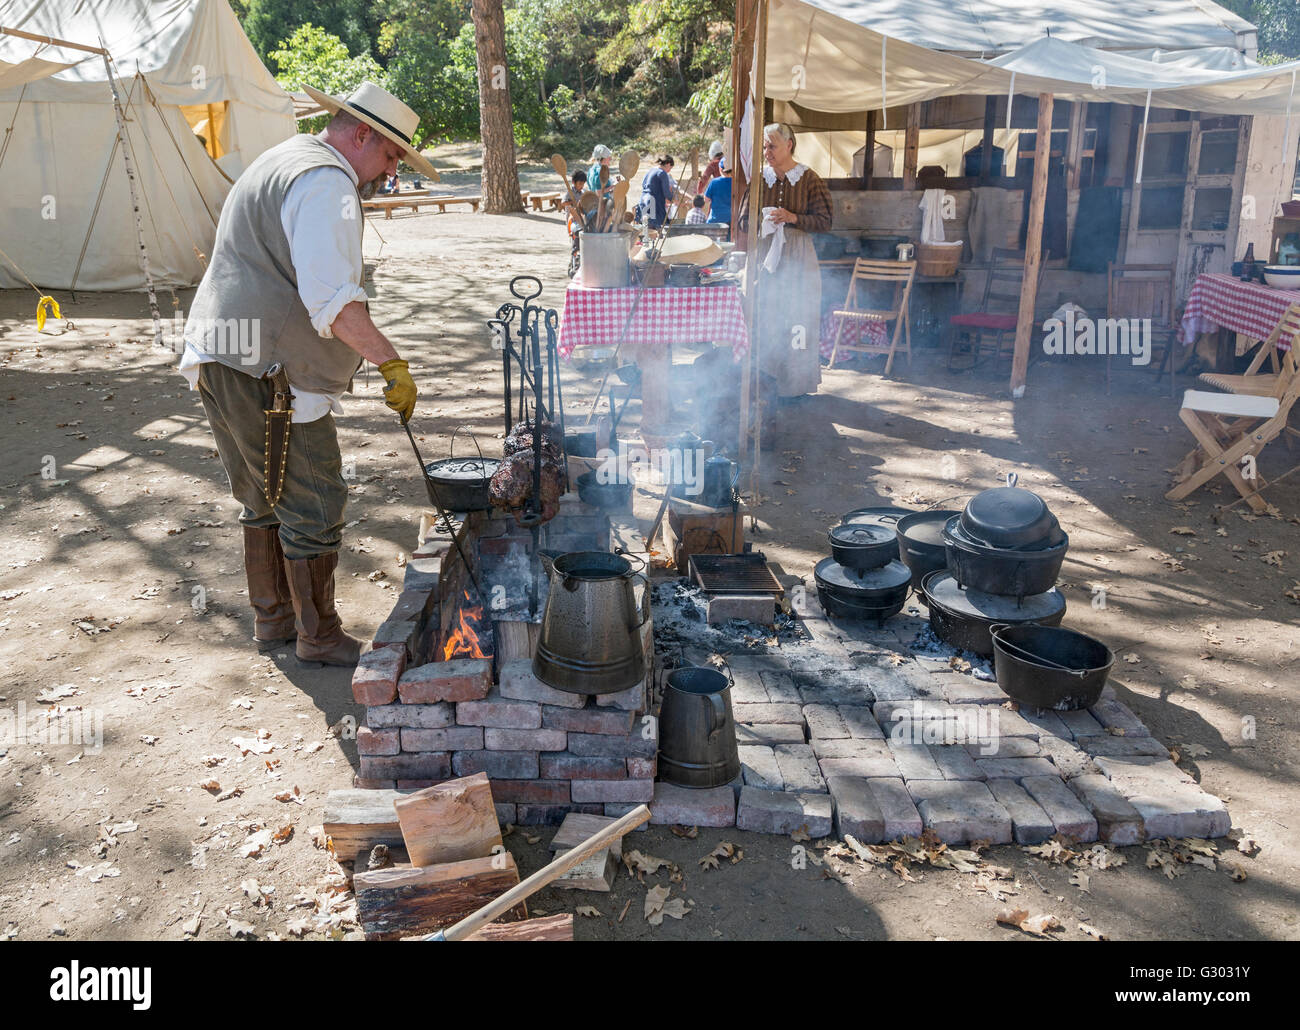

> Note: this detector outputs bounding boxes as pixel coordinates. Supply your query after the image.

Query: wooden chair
[1105,263,1178,395]
[1166,357,1300,512]
[826,258,917,375]
[1197,301,1300,399]
[947,248,1031,371]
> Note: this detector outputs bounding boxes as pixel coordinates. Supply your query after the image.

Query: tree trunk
[471,0,523,214]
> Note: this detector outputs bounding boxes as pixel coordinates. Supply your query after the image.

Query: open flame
[442,588,488,661]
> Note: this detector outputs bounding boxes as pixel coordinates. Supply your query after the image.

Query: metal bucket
[658,664,740,789]
[578,232,630,288]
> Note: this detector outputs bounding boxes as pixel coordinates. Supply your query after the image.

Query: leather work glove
[379,358,417,422]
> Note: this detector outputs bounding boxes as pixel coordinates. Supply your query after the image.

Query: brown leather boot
[283,552,363,667]
[243,526,297,652]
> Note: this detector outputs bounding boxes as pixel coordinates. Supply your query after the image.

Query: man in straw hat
[179,82,438,667]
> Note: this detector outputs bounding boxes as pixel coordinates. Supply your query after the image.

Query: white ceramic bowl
[1263,265,1300,289]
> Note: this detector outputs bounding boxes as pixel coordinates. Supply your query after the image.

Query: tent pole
[740,0,767,489]
[0,25,106,54]
[100,48,163,348]
[1010,92,1053,398]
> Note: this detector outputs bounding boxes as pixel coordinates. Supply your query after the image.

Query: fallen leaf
[669,825,698,839]
[575,906,602,918]
[1078,921,1109,941]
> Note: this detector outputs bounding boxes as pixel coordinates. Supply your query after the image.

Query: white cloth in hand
[760,206,785,272]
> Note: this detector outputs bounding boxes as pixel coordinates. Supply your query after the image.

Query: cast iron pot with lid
[989,623,1113,711]
[920,569,1066,657]
[896,509,962,586]
[959,472,1060,548]
[943,515,1068,599]
[828,523,897,571]
[419,429,499,512]
[839,505,915,560]
[814,557,911,622]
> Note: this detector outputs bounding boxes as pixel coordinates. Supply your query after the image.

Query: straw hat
[301,82,439,181]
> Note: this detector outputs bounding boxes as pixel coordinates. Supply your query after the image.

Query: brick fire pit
[350,496,657,826]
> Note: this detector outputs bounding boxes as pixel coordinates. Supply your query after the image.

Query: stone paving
[651,605,1232,845]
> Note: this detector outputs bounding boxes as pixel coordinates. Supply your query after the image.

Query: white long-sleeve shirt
[179,142,369,423]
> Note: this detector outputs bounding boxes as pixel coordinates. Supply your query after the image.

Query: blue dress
[640,167,675,228]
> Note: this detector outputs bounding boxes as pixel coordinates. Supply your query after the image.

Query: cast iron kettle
[532,551,650,694]
[658,662,741,789]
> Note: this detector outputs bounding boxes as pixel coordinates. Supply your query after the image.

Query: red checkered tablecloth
[818,311,888,359]
[558,281,749,359]
[1181,272,1299,351]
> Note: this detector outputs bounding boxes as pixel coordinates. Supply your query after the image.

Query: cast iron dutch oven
[828,523,897,572]
[920,570,1066,657]
[576,469,632,510]
[989,623,1113,711]
[840,505,915,560]
[943,515,1068,599]
[417,428,499,512]
[814,557,911,622]
[960,473,1060,548]
[896,509,961,586]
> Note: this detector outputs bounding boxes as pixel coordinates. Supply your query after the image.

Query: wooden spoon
[605,179,630,232]
[578,190,599,230]
[619,150,639,180]
[551,152,581,207]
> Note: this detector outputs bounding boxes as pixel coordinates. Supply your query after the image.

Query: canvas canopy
[764,0,1300,119]
[0,0,295,291]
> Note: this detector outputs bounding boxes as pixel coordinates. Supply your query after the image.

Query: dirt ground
[1,185,1298,942]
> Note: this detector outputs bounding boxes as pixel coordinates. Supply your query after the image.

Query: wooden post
[731,0,756,242]
[863,109,876,190]
[979,97,997,182]
[1009,93,1054,397]
[739,0,767,469]
[902,103,921,190]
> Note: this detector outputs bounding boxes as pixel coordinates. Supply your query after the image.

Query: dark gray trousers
[196,361,347,560]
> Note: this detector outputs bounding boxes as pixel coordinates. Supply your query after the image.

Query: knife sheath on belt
[263,364,292,506]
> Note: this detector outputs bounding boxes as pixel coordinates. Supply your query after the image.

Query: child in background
[685,193,708,225]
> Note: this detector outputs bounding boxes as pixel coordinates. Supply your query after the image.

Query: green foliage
[269,25,388,132]
[243,0,382,71]
[1220,1,1300,61]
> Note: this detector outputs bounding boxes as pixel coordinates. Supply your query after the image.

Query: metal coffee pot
[658,663,740,788]
[532,551,649,694]
[698,452,738,509]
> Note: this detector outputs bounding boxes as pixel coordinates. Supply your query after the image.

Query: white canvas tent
[0,0,295,291]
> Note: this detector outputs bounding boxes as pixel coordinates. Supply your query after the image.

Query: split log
[400,913,574,941]
[549,812,623,859]
[354,853,526,940]
[323,789,407,861]
[393,771,503,867]
[551,848,617,892]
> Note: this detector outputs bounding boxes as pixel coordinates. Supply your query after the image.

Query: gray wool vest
[185,134,364,394]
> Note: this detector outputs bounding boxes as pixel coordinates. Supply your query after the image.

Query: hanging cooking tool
[532,550,649,694]
[959,472,1060,549]
[896,509,961,586]
[828,523,898,572]
[989,623,1113,711]
[942,515,1068,600]
[544,307,568,494]
[400,417,485,597]
[416,426,499,512]
[920,569,1065,657]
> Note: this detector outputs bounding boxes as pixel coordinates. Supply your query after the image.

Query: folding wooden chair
[947,248,1030,371]
[826,258,916,375]
[1105,263,1178,395]
[1197,300,1300,399]
[1165,369,1300,512]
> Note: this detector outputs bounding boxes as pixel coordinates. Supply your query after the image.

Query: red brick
[540,755,627,780]
[400,726,484,751]
[366,702,454,729]
[567,730,657,758]
[399,659,491,704]
[498,660,586,709]
[494,802,517,824]
[351,646,406,705]
[649,781,735,827]
[357,726,400,756]
[456,697,542,729]
[353,776,396,789]
[571,779,655,803]
[452,750,539,779]
[626,756,657,778]
[388,588,436,624]
[490,779,572,804]
[541,705,636,735]
[517,803,602,826]
[358,752,451,781]
[485,728,568,751]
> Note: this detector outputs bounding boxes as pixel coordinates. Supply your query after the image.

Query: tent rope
[1135,87,1152,185]
[1005,72,1016,133]
[139,74,222,225]
[99,46,163,348]
[0,78,32,172]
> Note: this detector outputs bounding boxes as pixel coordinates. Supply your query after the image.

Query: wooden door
[1175,116,1248,300]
